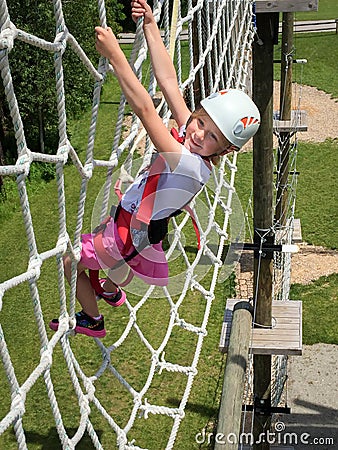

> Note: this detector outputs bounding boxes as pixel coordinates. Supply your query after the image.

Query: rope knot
[40,348,53,369]
[0,22,17,52]
[54,28,68,55]
[129,309,137,323]
[58,315,71,334]
[133,394,142,408]
[79,394,91,416]
[11,389,26,417]
[116,430,128,446]
[151,351,159,364]
[84,379,95,401]
[72,244,82,263]
[17,152,32,178]
[28,255,42,280]
[57,141,70,164]
[56,232,69,255]
[84,162,93,179]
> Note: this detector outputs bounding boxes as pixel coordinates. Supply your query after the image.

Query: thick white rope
[0,1,256,448]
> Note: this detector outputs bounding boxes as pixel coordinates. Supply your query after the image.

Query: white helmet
[200,89,260,149]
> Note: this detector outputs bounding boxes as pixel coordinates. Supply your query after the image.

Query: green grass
[290,273,338,344]
[295,0,337,21]
[274,32,338,97]
[295,140,338,248]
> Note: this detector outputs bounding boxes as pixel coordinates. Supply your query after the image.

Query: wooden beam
[255,0,318,13]
[215,302,253,450]
[252,12,275,448]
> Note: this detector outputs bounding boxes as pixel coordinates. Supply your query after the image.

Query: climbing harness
[89,128,203,293]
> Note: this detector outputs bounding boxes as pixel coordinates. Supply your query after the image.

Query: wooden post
[275,12,294,227]
[252,12,276,450]
[215,302,253,450]
[191,0,210,103]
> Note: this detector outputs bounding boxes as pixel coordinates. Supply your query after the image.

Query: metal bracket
[232,242,299,259]
[243,400,291,415]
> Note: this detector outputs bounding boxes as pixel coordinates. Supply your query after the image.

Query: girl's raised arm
[95,26,183,170]
[131,0,191,128]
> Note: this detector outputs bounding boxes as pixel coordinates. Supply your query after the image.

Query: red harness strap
[114,179,123,201]
[134,153,166,226]
[170,127,185,144]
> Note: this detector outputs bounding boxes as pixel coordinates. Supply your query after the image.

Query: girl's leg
[103,263,130,292]
[63,255,100,318]
[101,278,118,293]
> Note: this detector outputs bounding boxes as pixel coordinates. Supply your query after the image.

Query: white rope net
[0,0,256,448]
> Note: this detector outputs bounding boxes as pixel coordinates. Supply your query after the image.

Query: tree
[0,0,124,168]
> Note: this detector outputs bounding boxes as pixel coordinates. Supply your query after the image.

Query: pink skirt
[80,208,168,286]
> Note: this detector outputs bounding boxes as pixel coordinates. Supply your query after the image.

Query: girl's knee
[63,254,86,274]
[63,254,72,279]
[63,254,70,268]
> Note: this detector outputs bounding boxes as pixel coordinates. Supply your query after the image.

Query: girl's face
[184,111,236,157]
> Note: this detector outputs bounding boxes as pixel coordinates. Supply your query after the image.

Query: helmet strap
[207,143,239,158]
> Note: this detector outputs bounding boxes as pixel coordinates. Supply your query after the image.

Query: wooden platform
[273,110,307,132]
[219,299,302,356]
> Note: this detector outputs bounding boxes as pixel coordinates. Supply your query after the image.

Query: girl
[49,0,260,338]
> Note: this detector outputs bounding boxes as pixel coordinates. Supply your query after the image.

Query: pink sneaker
[49,311,106,338]
[97,279,126,307]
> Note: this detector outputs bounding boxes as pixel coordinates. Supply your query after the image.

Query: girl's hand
[95,26,119,60]
[131,0,154,26]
